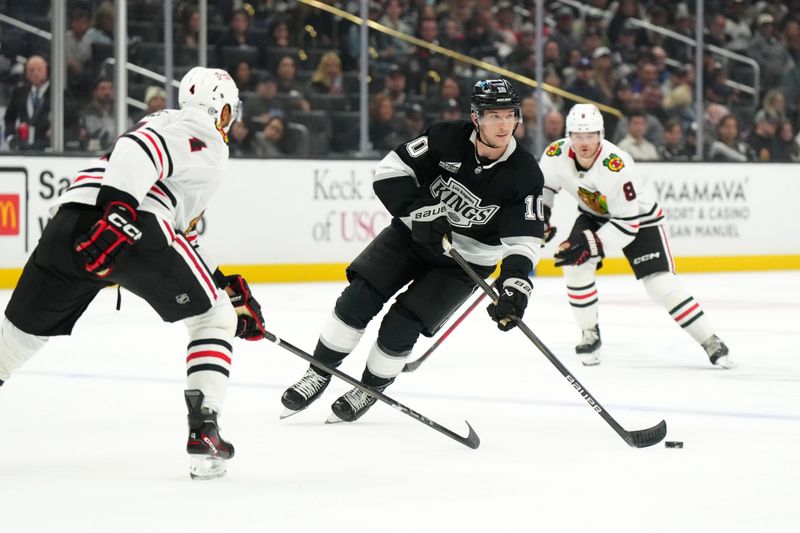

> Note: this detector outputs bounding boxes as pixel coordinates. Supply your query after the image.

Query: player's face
[477,108,518,147]
[569,132,602,159]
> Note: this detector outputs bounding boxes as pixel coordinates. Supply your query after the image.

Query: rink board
[1,155,799,286]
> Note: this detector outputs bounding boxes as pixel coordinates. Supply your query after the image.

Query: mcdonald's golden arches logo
[0,194,20,235]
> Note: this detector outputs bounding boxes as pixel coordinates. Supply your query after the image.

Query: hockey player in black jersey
[0,67,266,480]
[282,79,545,422]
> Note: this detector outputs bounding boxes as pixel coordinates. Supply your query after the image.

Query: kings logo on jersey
[545,140,564,157]
[602,153,625,172]
[430,176,499,228]
[577,187,609,215]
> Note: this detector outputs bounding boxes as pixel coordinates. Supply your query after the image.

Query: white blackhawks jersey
[52,107,229,240]
[537,137,664,250]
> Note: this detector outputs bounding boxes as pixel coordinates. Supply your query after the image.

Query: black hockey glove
[74,201,142,278]
[542,204,557,245]
[554,229,604,267]
[224,274,266,341]
[487,277,532,331]
[409,199,452,254]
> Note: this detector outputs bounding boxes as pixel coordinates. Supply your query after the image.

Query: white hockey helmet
[566,103,604,139]
[178,67,241,133]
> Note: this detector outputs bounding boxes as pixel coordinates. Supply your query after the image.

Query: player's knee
[334,274,386,330]
[185,291,238,339]
[0,318,49,379]
[642,272,684,307]
[378,304,424,354]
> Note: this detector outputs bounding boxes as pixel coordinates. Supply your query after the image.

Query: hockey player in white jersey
[0,67,265,479]
[539,103,734,369]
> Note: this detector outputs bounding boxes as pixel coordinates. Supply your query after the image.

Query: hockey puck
[664,441,684,448]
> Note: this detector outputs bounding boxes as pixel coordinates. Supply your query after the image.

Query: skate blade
[189,456,228,480]
[325,412,346,424]
[279,407,304,420]
[712,355,737,369]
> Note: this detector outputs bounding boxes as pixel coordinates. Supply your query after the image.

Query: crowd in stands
[2,0,800,161]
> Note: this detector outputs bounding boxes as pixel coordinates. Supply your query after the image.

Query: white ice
[1,271,798,532]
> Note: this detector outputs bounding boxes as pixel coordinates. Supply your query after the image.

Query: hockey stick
[403,289,490,373]
[442,240,667,449]
[263,329,480,450]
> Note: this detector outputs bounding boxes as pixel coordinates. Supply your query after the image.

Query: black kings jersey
[374,120,544,270]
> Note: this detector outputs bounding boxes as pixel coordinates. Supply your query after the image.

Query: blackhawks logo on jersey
[545,140,564,157]
[577,187,609,214]
[603,153,625,172]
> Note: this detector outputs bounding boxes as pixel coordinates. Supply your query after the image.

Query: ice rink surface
[1,271,798,532]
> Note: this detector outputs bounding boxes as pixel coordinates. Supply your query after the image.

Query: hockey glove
[224,274,266,341]
[74,202,142,278]
[409,199,452,254]
[553,229,604,267]
[487,277,532,331]
[542,204,557,245]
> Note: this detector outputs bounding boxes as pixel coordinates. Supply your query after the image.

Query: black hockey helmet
[470,79,521,116]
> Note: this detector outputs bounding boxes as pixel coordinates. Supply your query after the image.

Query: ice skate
[326,380,392,423]
[576,325,602,366]
[185,390,234,481]
[703,335,735,369]
[280,365,332,419]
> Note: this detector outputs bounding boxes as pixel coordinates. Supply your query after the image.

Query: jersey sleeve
[595,158,641,250]
[101,127,173,206]
[537,146,562,208]
[373,123,445,216]
[497,158,545,278]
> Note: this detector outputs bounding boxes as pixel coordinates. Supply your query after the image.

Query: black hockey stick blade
[624,419,668,448]
[263,330,480,449]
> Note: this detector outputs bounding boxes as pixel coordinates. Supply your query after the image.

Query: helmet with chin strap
[178,67,241,134]
[566,103,604,139]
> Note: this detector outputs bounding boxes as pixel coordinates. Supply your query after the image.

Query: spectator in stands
[275,55,309,104]
[707,14,730,48]
[761,89,787,124]
[462,13,500,68]
[492,1,518,48]
[540,69,565,115]
[78,77,127,153]
[551,6,579,58]
[179,7,200,47]
[513,95,538,154]
[507,23,536,71]
[4,55,51,151]
[380,66,408,109]
[784,19,800,68]
[229,120,256,158]
[705,67,737,107]
[369,93,401,151]
[543,110,565,145]
[65,4,94,93]
[86,1,115,46]
[439,16,466,55]
[542,40,563,71]
[746,109,780,161]
[140,85,167,119]
[267,18,294,49]
[724,0,753,53]
[439,98,462,121]
[564,57,605,113]
[253,116,292,157]
[774,119,799,162]
[399,103,426,139]
[613,22,642,69]
[749,13,790,89]
[377,0,412,59]
[244,75,287,124]
[618,111,659,160]
[407,17,443,95]
[709,114,754,162]
[641,82,668,124]
[659,119,691,161]
[591,47,618,105]
[628,59,659,94]
[233,61,257,92]
[216,9,258,68]
[308,51,344,95]
[612,92,664,145]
